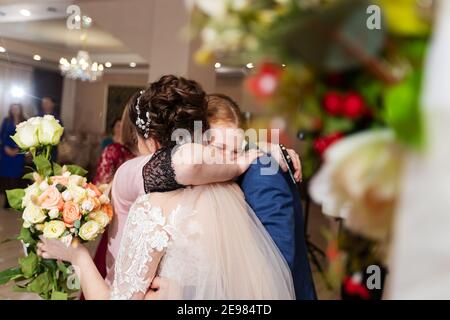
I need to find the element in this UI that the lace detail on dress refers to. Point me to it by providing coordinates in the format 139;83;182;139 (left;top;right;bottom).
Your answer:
143;146;185;193
110;194;170;300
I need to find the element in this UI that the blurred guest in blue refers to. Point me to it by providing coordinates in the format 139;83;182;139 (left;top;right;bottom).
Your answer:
0;103;27;208
100;118;122;150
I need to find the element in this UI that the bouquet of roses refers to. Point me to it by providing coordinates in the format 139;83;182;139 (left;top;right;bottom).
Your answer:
0;115;113;300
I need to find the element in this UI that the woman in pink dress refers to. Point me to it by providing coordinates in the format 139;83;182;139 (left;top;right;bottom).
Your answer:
91;103;138;280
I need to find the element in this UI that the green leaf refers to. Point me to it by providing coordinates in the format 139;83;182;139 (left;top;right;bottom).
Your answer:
18;227;35;246
0;267;22;285
13;285;29;292
55;184;66;193
19;251;39;278
22;172;35;181
5;189;25;211
51;291;68;300
323;117;354;134
34;155;53;177
41;259;57;273
28;271;52;294
65;165;88;177
383;71;424;148
53;162;63;176
74;220;81;229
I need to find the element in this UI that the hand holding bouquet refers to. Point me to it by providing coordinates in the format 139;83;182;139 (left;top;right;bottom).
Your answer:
0;116;113;300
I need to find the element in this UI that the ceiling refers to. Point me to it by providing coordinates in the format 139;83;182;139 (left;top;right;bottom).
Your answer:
0;0;147;69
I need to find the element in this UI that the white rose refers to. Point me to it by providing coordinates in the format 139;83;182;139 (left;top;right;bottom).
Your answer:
38;115;64;145
61;190;72;201
62;171;71;178
78;220;101;241
48;207;60;219
39;180;50;191
27;117;42;126
86;189;96;198
310;129;401;241
22;204;46;226
81;199;94;212
22;182;41;207
68;175;85;186
43;220;66;239
11;121;39;150
99;194;110;204
68;185;87;204
89;211;110;228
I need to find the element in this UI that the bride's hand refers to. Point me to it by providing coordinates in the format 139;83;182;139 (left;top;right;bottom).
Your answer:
37;236;88;263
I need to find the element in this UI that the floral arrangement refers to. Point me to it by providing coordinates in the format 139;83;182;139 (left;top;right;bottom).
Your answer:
189;0;434;298
0;116;113;300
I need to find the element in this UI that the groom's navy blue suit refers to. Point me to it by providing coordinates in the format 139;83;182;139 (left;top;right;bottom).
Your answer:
239;155;316;300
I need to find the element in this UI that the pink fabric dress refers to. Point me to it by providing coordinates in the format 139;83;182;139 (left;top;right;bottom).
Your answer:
104;154;152;285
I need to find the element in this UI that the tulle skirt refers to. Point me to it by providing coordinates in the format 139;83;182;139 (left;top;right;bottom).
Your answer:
147;182;295;300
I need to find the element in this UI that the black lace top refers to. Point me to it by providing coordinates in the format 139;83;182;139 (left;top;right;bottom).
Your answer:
142;146;186;193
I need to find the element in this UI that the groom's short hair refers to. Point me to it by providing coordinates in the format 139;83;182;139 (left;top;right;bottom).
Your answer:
206;93;243;127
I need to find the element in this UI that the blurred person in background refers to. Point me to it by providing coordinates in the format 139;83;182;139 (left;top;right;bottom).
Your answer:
39;96;60;119
0;103;27;208
100;118;122;150
39;96;62;161
93;115;136;185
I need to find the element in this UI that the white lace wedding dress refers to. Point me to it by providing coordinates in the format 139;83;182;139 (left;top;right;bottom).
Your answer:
109;147;295;300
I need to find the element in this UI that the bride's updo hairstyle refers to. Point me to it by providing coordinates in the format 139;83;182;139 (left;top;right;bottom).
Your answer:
129;75;208;148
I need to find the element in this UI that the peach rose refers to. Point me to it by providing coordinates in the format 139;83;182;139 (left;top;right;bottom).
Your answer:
51;175;69;186
37;186;64;210
63;201;81;226
91;197;101;211
101;204;113;221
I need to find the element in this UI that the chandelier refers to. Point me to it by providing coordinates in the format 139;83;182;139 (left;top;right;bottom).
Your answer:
59;50;104;82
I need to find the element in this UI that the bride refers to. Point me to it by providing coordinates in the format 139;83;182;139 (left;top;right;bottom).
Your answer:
38;75;295;299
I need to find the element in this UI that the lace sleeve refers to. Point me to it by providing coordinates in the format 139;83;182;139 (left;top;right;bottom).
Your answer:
110;194;170;300
143;146;185;193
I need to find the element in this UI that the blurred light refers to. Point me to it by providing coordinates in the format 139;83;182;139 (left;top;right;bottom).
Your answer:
282;64;286;67
129;62;137;68
82;16;92;27
20;9;31;17
0;46;5;53
33;55;41;61
214;62;221;69
246;62;254;69
74;15;81;22
10;86;25;98
105;61;112;68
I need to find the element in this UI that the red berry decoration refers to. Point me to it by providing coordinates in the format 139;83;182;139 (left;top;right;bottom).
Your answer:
343;275;370;300
323;92;343;116
313;132;344;156
342;92;366;119
313;137;328;155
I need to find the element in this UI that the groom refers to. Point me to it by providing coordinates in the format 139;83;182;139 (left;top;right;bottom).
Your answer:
205;94;316;300
214;101;317;300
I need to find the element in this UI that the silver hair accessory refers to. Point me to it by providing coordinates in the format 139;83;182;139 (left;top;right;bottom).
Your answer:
135;90;151;138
